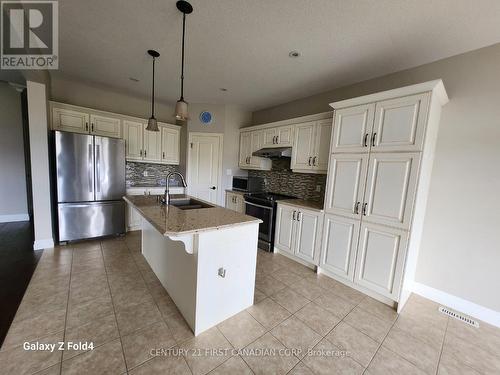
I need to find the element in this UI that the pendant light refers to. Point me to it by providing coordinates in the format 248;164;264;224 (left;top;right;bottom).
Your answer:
146;49;160;132
174;0;193;122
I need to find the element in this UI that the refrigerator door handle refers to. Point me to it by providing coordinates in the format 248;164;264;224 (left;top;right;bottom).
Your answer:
96;144;101;193
88;143;93;193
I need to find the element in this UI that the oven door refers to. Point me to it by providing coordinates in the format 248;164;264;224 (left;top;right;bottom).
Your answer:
245;201;274;243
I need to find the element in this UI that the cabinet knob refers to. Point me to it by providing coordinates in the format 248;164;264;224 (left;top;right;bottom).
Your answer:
308;157;312;166
371;132;377;147
162;151;165;159
312;156;317;166
362;203;368;216
297;211;301;221
354;201;360;214
364;133;369;147
85;122;89;131
292;211;296;220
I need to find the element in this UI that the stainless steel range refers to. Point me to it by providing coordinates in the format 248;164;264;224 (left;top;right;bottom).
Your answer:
244;192;297;252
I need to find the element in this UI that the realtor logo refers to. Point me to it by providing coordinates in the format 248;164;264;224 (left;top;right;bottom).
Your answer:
1;1;58;69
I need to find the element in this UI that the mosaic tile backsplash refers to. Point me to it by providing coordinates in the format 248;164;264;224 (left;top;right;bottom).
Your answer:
248;159;327;202
126;162;181;188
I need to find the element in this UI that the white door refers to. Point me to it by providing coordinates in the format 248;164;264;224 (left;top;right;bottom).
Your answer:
324;153;369;219
123;120;144;160
262;128;277;147
52;107;89;134
274;204;296;255
160;126;180;164
331;104;375;153
90;114;121;138
188;133;222;204
294;209;323;265
277;125;293;146
372;93;429;152
320;214;360;281
354;222;408;299
363;152;420;230
312;119;332;171
239;132;252;167
143;125;162;162
291;121;315;170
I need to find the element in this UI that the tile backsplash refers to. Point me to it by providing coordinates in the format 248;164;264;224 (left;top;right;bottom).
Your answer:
126;162;180;188
248;159;327;202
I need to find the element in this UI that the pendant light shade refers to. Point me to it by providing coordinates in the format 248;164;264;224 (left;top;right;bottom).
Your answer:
146;49;160;132
174;1;193;122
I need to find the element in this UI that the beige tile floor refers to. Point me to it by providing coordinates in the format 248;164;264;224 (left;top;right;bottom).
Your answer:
1;231;500;374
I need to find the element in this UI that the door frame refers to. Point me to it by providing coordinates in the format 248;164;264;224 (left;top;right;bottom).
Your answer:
187;132;224;205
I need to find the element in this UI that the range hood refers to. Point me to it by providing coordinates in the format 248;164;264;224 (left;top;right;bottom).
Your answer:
252;147;292;159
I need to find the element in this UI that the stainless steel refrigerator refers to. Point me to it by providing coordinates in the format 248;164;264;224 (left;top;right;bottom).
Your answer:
55;131;126;242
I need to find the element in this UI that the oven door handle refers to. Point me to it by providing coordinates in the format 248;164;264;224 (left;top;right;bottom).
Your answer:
244;201;273;210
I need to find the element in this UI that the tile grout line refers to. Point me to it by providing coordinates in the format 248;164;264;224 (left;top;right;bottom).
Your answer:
58;245;74;375
100;240;131;374
434;317;449;375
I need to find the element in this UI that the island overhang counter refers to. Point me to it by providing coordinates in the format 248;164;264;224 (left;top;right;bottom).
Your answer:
123;195;262;336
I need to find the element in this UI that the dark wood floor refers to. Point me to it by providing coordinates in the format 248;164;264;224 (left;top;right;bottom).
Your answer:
0;221;41;347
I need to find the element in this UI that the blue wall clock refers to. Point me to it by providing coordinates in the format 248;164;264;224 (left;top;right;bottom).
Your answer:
199;111;213;125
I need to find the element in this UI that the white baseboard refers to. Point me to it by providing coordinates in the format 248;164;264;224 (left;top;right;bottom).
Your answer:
413;282;500;328
0;214;29;223
33;238;54;250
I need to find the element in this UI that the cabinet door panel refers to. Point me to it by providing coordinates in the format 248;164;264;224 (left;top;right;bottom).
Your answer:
123;120;144;160
331;104;375;153
291;121;315;170
239;132;252;167
277;125;293;146
364;153;420;230
160;126;180;164
143;125;162;162
90;114;121;138
372;93;429;152
263;128;277;147
275;204;296;255
325;153;368;219
355;223;408;300
294;209;322;265
52;107;89;134
249;130;263;167
320;214;360;281
313;119;332;171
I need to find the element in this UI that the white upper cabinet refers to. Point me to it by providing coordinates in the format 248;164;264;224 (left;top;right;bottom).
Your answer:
239;132;252;167
262;128;277;147
331;104;375;153
324;153;368;219
363;152;420;230
239;131;271;170
274;204;296;255
320;213;360;281
160;125;180;165
52;107;89;134
291;119;332;173
277;125;293;146
294;208;323;264
291;121;316;170
123;120;144;161
143;125;162;162
372;93;429;152
354;222;408;299
89;114;121;138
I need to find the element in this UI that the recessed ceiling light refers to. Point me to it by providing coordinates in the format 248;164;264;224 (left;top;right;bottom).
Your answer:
219;88;228;92
289;51;300;58
129;77;140;82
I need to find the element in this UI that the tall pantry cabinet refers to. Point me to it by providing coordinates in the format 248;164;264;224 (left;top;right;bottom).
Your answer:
319;80;448;309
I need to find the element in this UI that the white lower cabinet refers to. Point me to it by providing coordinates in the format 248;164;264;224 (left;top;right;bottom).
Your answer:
225;192;245;213
275;203;323;265
354;222;408;299
320;214;360;281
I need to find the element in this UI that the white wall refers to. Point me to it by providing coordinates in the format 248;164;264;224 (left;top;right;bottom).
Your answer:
0;81;28;221
252;43;500;313
27;81;53;249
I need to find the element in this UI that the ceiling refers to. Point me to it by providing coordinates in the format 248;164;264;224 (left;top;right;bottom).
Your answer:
53;0;500;110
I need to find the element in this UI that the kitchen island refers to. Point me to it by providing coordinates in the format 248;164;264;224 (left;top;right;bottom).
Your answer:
123;194;261;336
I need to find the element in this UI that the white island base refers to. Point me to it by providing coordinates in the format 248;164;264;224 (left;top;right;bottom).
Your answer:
141;219;259;336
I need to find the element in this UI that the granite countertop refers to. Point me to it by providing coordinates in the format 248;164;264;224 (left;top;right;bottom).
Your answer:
279;199;324;212
123;194;261;236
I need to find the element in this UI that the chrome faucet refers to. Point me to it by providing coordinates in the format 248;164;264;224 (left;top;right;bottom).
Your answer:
164;172;187;205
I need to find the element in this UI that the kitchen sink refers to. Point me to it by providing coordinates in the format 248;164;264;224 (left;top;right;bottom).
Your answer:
168;197;214;210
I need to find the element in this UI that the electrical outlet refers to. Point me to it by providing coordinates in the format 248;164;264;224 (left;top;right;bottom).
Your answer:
316;185;321;192
143;171;148;177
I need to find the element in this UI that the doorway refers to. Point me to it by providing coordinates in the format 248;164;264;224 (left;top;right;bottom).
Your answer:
187;133;223;205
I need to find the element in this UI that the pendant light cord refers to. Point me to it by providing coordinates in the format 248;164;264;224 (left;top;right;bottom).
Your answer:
151;57;155;116
180;12;186;100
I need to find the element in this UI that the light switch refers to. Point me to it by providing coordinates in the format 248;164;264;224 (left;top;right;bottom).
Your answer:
226;169;232;176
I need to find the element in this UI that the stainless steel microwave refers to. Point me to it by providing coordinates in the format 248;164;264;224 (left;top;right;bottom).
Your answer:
232;176;265;192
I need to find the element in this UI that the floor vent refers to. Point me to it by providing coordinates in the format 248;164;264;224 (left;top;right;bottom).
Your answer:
439;306;479;328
